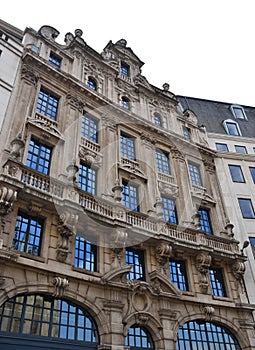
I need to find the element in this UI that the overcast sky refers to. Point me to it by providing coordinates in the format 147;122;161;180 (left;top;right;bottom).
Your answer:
2;0;255;106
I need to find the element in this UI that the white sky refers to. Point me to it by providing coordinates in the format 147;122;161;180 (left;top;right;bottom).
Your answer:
2;0;255;106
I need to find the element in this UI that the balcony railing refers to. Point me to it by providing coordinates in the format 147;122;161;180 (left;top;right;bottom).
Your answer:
80;137;101;153
3;160;239;257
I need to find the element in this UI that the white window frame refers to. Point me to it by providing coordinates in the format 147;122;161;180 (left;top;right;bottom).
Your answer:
230;104;247;120
223;119;242;136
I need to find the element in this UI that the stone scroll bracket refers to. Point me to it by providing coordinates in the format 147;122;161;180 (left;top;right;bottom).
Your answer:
195;252;212;293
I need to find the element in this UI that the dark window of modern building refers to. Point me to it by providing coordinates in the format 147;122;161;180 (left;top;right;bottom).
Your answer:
249;237;255;258
249;167;255;183
13;211;43;256
0;294;99;344
238;198;255;219
216;143;229;151
121;96;131;110
75;235;97;271
87;77;97;90
122;181;139;212
176;321;241;350
26;138;52;175
231;105;247;120
224;121;241;136
48;51;61;68
126;248;145;281
169;259;189;291
81;114;98;143
235;145;247;154
183;126;191;140
121;62;130;76
156;149;171;174
125;325;154;349
36;88;59;120
78;163;97;195
228;165;245;183
162;196;178;224
253;147;255;154
153;113;162;126
188;162;203;186
209;268;227;297
198;208;213;234
120;133;136;160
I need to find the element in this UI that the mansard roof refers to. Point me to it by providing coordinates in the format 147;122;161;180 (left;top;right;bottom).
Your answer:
177;95;255;138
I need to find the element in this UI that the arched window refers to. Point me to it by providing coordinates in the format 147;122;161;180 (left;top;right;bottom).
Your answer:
121;96;131;110
87;77;97;91
153;113;162;126
0;294;99;347
125;325;154;349
176;320;241;350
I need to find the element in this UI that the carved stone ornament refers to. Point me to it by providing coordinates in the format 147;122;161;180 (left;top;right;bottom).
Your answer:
170;147;185;162
225;220;234;238
195;252;211;293
56;212;78;262
66;160;79;182
10;134;25;159
192;211;201;230
21;64;39;85
158;181;179;198
112;180;122;202
66;93;86;111
203;305;215;320
155;242;172;274
232;261;245;280
52;276;69;297
0;186;17;216
79;147;102;168
38;25;59;41
140;132;156;148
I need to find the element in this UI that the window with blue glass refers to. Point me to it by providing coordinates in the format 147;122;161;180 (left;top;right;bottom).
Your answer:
13;211;43;256
48;51;61;68
224;120;241;136
183;126;191;140
177;320;241;350
121;133;136;160
249;167;255;183
153;113;162;126
238;198;255;219
87;77;97;90
121;61;130;76
75;235;97;271
216;142;229;151
162;196;178;224
26;138;52;175
36;88;59;120
235;145;247;154
78;163;97;195
209;268;227;297
125;326;154;349
198;208;212;234
126;248;145;281
156;149;171;174
122;181;139;212
121;96;131;110
81;114;98;143
228;165;245;183
188;162;202;186
0;294;99;344
169;259;189;291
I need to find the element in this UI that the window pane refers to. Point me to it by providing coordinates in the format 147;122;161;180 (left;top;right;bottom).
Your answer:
228;165;245;183
125;326;153;348
87;77;97;90
126;249;145;281
121;62;130;76
81;114;98;142
78;163;96;195
36;89;59;120
235;145;247;154
26;139;52;175
188;163;202;186
183;126;191;139
121;133;135;160
216;143;228;151
153;113;162;126
226;122;240;136
209;268;227;297
169;260;188;291
198;209;212;234
122;181;139;212
162;197;178;224
249;237;255;258
238;198;255;218
75;236;97;271
156;149;170;174
249;167;255;183
49;52;61;68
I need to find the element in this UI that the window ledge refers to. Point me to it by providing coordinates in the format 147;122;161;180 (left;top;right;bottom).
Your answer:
212;295;232;303
16;251;46;263
72;266;101;277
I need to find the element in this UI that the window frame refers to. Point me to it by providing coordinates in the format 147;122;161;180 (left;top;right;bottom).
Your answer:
120;61;130;77
122;180;140;212
249;167;255;183
228;164;245;183
215;143;229;151
78;162;97;195
198;208;213;234
120;132;136;160
234;145;247;154
36;88;59;121
230;104;247;120
238;198;255;219
209;267;227;297
188;162;203;187
161;196;178;224
26;138;52;175
81;113;98;143
153;113;162;126
155;149;171;174
169;259;189;291
223;119;241;136
126;248;145;281
87;77;97;91
13;210;44;256
74;235;98;272
48;51;62;68
182;126;191;140
121;96;131;110
125;325;154;349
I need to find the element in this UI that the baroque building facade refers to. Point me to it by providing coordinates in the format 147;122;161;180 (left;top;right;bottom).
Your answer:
0;21;255;349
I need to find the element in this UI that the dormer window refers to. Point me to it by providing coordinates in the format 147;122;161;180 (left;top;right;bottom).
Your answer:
49;52;61;68
121;96;131;110
121;62;130;76
230;104;247;120
223;119;241;136
87;77;97;91
153;113;162;126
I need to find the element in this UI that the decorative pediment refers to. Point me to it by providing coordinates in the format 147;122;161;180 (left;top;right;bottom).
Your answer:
183;108;198;125
149;270;182;296
38;25;59;41
27;115;64;140
101;265;132;284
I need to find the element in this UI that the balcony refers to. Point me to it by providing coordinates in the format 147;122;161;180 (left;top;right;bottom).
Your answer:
2;159;240;259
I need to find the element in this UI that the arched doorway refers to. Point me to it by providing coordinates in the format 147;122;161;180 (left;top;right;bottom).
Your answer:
125;325;154;349
0;294;99;350
176;320;241;350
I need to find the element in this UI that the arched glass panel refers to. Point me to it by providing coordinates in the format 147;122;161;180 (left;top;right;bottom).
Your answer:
176;320;241;350
121;96;131;110
0;294;99;344
87;77;97;90
153;113;162;126
125;325;154;349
